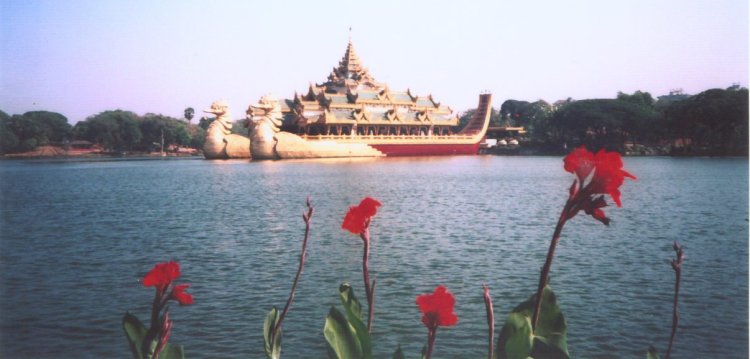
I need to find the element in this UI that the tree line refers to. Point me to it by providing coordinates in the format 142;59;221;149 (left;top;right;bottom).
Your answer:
0;108;212;154
460;85;748;155
2;86;747;156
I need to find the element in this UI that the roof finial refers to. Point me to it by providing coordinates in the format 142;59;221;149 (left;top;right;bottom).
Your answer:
348;26;352;42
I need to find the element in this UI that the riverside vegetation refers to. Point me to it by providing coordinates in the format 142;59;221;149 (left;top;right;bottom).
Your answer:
122;147;686;359
2;86;747;156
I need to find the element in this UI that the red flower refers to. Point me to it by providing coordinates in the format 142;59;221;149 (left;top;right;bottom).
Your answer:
170;284;194;306
564;146;636;207
563;146;596;184
580;195;610;225
143;261;181;290
341;197;382;234
589;149;636;207
416;285;458;328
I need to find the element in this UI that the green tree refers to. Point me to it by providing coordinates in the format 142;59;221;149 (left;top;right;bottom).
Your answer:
655;89;690;111
20;111;72;144
499;100;530;126
458;107;501;131
184;107;195;123
664;87;748;155
6;114;42;151
499;99;554;141
139;113;196;151
617;90;655;108
526;100;555;141
188;125;206;149
76;110;141;151
139;114;168;151
0;110;19;154
0;110;72;153
550;99;654;151
615;91;661;145
72;120;90;141
163;117;191;146
198;116;214;131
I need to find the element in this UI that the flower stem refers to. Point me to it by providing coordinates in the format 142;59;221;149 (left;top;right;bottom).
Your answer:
666;242;684;359
532;199;573;331
152;309;172;359
273;198;314;339
425;326;437;359
143;287;166;359
361;227;374;332
369;278;376;333
483;284;494;359
150;287;163;329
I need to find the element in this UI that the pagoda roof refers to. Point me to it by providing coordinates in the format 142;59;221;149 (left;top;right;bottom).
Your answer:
338;41;367;79
416;97;434;107
326;95;350;104
286;38;457;127
295;105;459;126
281;99;293;112
390;92;413;103
355;91;380;101
330;109;355;120
318;40;382;92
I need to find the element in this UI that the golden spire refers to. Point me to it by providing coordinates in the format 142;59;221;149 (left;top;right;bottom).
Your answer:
319;33;382;92
339;39;364;79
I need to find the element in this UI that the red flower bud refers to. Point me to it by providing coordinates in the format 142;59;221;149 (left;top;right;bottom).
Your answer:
153;311;172;359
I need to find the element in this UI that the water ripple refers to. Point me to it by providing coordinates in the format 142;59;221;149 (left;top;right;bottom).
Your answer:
0;156;746;358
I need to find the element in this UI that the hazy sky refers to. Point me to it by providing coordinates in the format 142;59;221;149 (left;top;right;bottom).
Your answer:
1;0;747;123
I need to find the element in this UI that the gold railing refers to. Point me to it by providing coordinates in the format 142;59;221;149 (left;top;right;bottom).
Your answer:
300;134;477;141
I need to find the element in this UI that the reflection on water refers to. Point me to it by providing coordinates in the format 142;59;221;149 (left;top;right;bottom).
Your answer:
0;156;747;358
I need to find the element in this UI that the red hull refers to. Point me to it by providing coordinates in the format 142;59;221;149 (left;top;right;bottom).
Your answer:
370;143;481;156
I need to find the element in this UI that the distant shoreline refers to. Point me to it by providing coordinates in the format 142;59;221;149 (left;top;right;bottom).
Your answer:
2;145;746;161
3;152;746;161
1;145;202;160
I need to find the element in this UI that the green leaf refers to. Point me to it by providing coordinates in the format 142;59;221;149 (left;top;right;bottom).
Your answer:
338;284;372;358
392;345;406;359
324;306;363;359
263;306;282;359
338;283;363;322
497;312;534;359
532;287;567;357
159;344;185;359
497;285;569;359
122;312;184;359
647;346;661;359
123;312;147;359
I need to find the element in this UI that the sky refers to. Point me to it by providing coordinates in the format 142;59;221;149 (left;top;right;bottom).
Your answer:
1;0;747;123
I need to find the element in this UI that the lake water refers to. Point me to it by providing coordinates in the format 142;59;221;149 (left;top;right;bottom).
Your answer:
0;155;747;358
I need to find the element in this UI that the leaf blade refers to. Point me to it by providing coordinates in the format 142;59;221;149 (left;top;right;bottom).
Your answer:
324;306;363;359
122;312;147;359
263;306;282;359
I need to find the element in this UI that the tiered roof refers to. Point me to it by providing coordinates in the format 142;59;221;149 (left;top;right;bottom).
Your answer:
288;39;458;127
322;40;381;93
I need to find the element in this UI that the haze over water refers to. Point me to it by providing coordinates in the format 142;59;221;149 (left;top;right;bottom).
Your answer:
0;156;747;358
